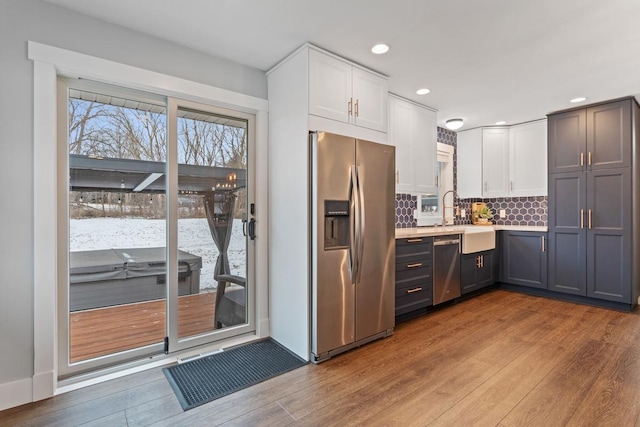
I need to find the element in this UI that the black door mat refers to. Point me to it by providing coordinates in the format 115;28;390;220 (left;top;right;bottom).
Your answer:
163;338;307;411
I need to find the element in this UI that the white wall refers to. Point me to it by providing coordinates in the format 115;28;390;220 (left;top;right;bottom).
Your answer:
0;0;266;398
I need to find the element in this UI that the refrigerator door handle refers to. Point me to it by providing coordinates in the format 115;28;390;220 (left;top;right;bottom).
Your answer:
350;165;358;283
356;165;365;284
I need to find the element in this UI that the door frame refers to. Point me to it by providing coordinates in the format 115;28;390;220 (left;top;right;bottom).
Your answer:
30;41;269;399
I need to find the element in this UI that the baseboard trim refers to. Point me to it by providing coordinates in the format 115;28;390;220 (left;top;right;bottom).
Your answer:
499;283;634;311
0;378;33;411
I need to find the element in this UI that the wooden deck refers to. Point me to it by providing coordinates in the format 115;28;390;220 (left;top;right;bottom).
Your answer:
69;292;217;363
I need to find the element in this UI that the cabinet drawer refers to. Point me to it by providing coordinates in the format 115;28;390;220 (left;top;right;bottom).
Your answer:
396;281;433;315
396;238;432;257
395;255;432;272
396;267;432;283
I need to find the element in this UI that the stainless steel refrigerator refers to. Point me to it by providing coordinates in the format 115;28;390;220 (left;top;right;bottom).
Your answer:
310;131;395;363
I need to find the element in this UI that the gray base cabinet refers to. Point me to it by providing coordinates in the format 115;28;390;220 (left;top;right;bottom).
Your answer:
501;231;547;289
461;249;497;294
395;237;433;316
547;97;638;305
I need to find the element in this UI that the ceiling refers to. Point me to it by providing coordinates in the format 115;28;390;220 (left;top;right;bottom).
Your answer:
45;0;640;131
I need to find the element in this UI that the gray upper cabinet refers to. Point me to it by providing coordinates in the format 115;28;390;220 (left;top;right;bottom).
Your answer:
588;101;632;170
548;109;586;174
548;99;631;174
547;97;639;307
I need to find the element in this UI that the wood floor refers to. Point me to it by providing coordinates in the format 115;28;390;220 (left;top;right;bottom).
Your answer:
4;289;640;426
70;292;218;362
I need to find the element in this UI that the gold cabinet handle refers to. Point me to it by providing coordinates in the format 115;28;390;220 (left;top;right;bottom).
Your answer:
580;152;584;166
580;209;584;229
354;99;359;117
476;256;481;268
406;287;423;294
588;209;592;229
348;97;353;115
541;236;545;252
406;263;423;268
407;238;423;243
588;151;592;166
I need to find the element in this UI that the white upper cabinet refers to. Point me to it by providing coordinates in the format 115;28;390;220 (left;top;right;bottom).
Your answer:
457;120;547;198
413;104;438;194
388;95;437;194
482;128;510;197
456;128;483;198
389;96;413;192
309;49;387;133
509;120;547;196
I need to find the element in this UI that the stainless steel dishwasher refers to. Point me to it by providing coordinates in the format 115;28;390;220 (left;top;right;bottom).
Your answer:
433;235;461;304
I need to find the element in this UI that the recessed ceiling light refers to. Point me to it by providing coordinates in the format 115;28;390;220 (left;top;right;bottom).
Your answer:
416;88;430;95
371;43;390;55
445;118;464;130
570;97;587;103
495;121;507;125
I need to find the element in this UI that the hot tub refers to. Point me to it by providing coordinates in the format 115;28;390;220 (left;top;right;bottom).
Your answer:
69;247;202;311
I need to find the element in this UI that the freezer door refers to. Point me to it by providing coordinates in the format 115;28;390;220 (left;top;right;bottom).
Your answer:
354;139;395;341
312;132;357;356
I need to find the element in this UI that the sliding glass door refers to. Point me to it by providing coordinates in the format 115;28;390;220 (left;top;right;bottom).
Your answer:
58;79;254;377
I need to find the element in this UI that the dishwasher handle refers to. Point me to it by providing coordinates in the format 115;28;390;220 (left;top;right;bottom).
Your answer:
433;238;460;246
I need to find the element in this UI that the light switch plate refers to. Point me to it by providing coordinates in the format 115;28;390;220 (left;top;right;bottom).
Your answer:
500;209;506;218
460;209;466;218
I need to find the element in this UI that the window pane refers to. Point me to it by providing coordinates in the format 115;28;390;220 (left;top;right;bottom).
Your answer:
176;107;248;338
68;89;168;363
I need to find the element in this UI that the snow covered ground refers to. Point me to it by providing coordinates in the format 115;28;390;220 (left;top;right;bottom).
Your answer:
70;217;246;289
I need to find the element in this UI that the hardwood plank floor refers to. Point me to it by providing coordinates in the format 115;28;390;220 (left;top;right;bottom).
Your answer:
4;289;640;426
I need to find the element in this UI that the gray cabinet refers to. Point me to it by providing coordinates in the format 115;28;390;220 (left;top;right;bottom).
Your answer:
461;249;497;294
548;172;587;295
548;97;638;305
501;231;547;289
395;237;433;316
548;98;631;174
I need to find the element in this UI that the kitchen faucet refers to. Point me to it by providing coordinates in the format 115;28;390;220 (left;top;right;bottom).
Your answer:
441;190;458;226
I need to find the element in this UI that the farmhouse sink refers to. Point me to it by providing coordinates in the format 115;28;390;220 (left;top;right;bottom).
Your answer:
461;226;496;254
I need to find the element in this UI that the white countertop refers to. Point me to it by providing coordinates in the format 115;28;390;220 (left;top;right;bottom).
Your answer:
395;224;547;239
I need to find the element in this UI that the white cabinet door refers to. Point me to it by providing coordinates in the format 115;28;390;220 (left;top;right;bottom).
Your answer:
413;106;437;194
482;128;510;197
456;128;483;199
509;120;547;196
308;49;352;125
309;49;387;133
388;96;414;193
352;67;388;132
388;96;437;194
